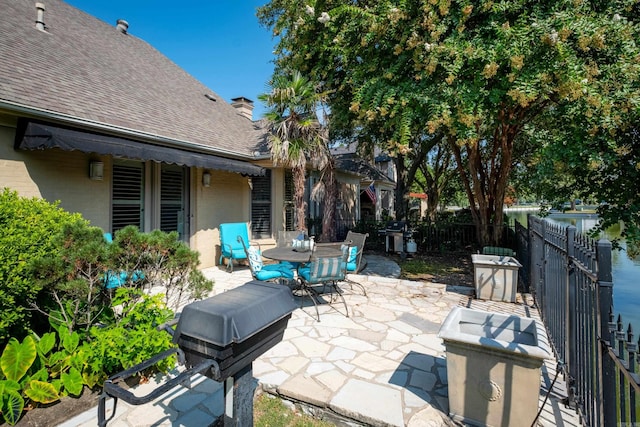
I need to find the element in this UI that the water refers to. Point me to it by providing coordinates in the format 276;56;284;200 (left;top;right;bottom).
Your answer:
507;210;640;334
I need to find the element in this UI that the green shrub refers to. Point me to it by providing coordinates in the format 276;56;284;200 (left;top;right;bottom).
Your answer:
79;290;176;388
0;329;86;425
30;222;113;338
0;189;87;345
110;226;213;310
29;222;213;339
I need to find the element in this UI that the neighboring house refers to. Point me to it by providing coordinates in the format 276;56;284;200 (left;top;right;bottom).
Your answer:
332;145;396;223
0;0;293;268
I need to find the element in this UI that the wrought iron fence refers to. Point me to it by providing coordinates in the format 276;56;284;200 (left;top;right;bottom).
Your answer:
327;219;516;253
524;215;639;427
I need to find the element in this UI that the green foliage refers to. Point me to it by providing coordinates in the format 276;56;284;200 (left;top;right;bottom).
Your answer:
110;226;214;309
259;71;329;232
0;331;86;425
0;193;214;422
259;0;640;246
1;337;36;382
80;290;176;388
254;393;335;427
30;222;112;337
28;223;212;338
0;189;87;344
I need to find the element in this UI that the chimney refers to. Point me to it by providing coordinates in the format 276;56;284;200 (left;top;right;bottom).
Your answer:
231;97;254;121
116;19;129;34
35;3;45;31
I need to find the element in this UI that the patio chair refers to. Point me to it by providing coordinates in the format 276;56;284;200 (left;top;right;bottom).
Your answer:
296;245;350;322
317;231;369;295
219;222;254;272
344;231;369;274
238;236;295;284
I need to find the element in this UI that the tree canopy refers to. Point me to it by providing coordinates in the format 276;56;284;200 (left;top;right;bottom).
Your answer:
259;0;640;245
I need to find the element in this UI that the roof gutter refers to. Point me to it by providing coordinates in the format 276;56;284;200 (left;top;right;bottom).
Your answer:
0;99;258;161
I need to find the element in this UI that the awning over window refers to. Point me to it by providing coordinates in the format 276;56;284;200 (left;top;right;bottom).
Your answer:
15;120;265;176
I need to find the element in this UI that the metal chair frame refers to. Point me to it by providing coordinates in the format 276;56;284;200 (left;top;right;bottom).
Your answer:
296;246;349;322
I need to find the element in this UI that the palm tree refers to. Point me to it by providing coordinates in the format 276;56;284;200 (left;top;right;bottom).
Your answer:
259;71;327;233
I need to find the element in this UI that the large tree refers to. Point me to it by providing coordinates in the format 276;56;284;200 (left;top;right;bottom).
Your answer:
259;71;327;232
413;136;459;221
259;0;640;246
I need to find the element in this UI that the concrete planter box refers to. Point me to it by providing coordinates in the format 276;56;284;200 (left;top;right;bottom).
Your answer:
438;307;552;427
471;254;522;303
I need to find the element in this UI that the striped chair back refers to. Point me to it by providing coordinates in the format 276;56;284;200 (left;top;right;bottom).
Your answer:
307;246;349;283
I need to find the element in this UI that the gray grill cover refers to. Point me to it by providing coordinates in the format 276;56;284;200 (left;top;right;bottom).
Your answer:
173;280;296;348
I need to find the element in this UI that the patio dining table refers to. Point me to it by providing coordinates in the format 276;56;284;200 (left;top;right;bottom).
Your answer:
262;246;343;264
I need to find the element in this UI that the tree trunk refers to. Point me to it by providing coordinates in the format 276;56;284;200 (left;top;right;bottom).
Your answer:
426;191;440;222
393;154;408;220
293;164;307;232
448;111;520;247
320;158;338;242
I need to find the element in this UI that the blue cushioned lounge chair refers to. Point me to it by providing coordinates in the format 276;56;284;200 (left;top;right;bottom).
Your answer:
219;222;252;272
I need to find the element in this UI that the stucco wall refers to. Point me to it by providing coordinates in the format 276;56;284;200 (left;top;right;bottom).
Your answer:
0;119;111;229
192;168;252;269
1;114;257;270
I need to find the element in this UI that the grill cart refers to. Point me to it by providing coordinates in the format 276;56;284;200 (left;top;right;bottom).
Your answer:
98;280;297;427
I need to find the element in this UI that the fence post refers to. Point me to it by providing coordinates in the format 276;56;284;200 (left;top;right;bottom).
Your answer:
539;218;547;317
566;226;576;388
597;239;616;427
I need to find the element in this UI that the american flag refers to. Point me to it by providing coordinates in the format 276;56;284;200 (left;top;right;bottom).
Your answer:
365;183;377;204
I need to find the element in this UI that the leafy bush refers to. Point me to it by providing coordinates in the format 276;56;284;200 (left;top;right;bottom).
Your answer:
30;222;113;337
0;192;214;424
109;226;213;310
0;328;85;425
30;223;213;338
0;189;87;344
79;290;176;388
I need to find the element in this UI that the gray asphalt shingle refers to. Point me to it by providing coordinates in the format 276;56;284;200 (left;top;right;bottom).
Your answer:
0;0;264;158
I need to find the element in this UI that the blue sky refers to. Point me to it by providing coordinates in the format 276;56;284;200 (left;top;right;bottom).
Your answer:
65;0;276;119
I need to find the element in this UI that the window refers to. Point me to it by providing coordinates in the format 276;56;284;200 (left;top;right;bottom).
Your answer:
251;169;271;239
284;170;294;231
160;165;187;240
111;161;188;239
112;162;144;233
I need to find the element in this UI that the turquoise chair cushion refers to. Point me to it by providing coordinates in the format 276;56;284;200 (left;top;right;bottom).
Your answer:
220;223;249;260
103;270;144;289
341;245;358;272
246;245;264;271
255;264;294;281
247;246;294;280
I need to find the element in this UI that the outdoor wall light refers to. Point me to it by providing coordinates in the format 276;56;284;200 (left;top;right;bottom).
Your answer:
202;171;211;187
89;161;104;181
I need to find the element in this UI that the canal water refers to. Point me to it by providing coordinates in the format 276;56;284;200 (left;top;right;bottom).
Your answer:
507;210;640;334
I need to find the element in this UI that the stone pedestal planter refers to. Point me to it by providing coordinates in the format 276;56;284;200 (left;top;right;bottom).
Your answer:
471;254;522;303
438;307;552;427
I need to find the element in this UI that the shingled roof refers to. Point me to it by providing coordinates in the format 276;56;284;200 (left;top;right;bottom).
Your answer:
0;0;265;159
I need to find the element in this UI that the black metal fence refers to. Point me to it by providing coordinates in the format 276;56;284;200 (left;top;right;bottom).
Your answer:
519;215;639;427
324;219;517;253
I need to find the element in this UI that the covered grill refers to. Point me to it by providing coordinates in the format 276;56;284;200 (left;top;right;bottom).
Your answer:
98;280;297;427
379;220;413;253
173;281;296;379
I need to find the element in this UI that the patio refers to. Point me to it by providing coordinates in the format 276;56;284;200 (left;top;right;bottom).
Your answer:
62;255;582;427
